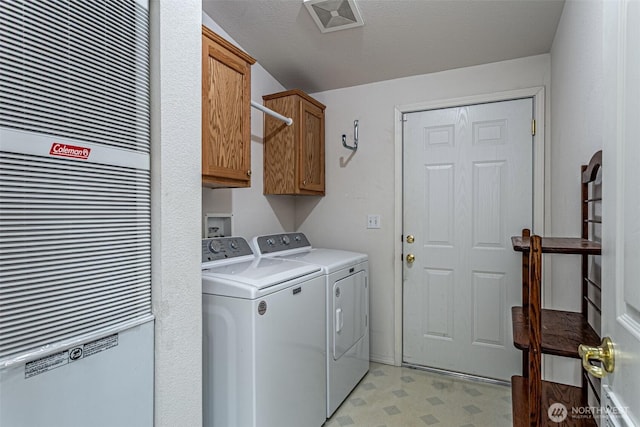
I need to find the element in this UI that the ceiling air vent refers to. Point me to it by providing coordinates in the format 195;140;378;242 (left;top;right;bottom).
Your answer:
304;0;364;33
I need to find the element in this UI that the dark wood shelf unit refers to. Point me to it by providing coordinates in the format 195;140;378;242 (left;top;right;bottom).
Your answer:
511;307;600;358
509;151;602;426
584;277;601;291
511;236;601;255
511;376;597;427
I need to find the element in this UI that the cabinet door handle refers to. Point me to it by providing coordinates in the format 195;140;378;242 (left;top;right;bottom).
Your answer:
303;179;307;186
247;170;252;177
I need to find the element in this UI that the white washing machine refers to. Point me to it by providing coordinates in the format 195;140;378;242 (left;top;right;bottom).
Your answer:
252;233;369;418
201;237;326;427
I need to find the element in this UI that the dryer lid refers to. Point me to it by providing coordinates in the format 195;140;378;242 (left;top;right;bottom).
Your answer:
280;248;368;274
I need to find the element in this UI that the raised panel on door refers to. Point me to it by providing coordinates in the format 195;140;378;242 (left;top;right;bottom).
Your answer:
471;271;506;347
422;268;455;341
299;100;324;193
424;164;455;247
403;98;533;380
472;161;506;249
202;36;251;185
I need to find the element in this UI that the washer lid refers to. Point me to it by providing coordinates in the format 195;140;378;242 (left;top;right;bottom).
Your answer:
202;257;321;298
279;248;368;274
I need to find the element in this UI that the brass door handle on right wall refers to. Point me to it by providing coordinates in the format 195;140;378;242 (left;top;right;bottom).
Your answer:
578;337;615;378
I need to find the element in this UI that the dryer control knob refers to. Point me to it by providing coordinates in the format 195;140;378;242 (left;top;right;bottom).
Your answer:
266;238;275;246
208;240;222;254
281;235;291;245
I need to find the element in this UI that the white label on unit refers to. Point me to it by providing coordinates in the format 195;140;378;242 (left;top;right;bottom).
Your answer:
24;334;119;379
24;351;69;379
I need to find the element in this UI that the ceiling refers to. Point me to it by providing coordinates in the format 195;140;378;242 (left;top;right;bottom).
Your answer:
202;0;565;94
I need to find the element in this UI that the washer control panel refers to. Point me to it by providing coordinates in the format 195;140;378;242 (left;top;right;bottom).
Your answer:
255;233;310;255
202;237;253;262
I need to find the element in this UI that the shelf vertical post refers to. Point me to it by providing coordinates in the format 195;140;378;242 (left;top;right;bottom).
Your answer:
528;235;543;426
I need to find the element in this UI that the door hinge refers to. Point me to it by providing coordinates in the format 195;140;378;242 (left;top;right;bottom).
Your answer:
531;119;536;136
401;114;408;122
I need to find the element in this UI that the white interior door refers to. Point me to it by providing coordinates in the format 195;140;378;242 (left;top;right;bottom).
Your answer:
600;1;640;425
402;99;533;381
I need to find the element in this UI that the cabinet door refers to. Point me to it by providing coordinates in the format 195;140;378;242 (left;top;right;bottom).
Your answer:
202;35;251;187
263;96;297;195
298;99;324;193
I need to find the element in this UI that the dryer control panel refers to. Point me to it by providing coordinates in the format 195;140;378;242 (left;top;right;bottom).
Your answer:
202;237;253;262
254;233;311;255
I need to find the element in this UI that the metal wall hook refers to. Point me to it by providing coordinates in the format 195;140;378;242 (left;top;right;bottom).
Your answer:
342;119;358;151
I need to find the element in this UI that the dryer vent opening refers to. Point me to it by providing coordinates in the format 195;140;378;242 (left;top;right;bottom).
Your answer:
304;0;364;33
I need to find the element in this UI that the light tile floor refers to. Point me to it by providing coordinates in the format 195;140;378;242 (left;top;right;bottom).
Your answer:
323;363;512;427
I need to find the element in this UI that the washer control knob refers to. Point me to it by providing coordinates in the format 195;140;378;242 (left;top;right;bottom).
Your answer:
294;235;301;242
229;240;238;250
208;240;222;254
281;235;291;245
266;238;275;246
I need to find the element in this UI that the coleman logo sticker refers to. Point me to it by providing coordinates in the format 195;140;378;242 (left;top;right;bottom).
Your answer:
49;143;91;160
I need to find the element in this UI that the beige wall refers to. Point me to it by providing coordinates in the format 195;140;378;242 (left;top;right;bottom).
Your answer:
299;54;551;363
197;22;551;363
546;0;604;385
200;2;603;374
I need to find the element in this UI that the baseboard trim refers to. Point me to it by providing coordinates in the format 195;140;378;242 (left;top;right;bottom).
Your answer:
402;363;510;387
370;354;397;366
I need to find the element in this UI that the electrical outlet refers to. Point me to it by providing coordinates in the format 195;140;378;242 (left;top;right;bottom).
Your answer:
367;214;381;229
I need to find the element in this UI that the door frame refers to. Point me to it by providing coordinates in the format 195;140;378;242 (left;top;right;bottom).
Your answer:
392;87;546;366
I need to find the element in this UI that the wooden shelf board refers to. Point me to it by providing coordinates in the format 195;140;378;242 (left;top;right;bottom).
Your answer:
512;376;597;427
511;236;601;255
511;307;601;358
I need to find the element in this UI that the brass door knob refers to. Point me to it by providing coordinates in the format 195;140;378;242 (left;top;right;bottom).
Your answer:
578;337;615;378
406;235;415;244
406;254;415;264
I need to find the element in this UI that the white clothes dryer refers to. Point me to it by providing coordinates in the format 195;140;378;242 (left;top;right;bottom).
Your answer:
252;233;369;418
201;237;326;427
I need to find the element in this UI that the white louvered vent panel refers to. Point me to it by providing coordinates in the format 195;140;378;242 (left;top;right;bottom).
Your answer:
0;0;150;153
0;151;151;361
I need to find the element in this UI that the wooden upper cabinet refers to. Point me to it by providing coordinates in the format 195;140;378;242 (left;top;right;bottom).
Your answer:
263;90;326;195
201;26;255;188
